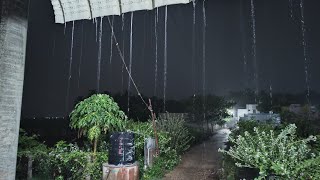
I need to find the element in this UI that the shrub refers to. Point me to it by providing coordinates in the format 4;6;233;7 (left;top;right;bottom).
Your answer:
48;141;108;180
142;149;180;180
157;113;194;153
126;120;171;160
16;129;50;179
219;124;316;179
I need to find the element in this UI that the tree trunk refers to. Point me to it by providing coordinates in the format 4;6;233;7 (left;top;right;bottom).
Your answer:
85;155;92;180
0;0;28;179
27;155;33;180
93;138;98;155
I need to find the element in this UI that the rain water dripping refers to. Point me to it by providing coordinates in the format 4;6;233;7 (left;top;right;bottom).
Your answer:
65;21;75;112
299;0;310;104
78;21;85;89
202;0;207;125
121;14;125;95
128;12;134;115
154;8;159;97
110;16;114;64
97;17;103;92
192;0;196;121
163;6;168;112
250;0;259;102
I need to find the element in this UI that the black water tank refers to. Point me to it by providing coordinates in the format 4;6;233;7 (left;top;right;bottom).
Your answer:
109;132;135;165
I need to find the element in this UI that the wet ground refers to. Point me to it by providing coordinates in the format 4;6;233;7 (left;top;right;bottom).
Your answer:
164;128;231;180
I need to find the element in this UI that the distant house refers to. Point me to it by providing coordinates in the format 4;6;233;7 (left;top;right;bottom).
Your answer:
236;104;260;120
240;113;281;125
235;104;281;124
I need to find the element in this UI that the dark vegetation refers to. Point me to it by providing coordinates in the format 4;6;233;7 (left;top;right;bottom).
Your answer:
17;92;233;180
220;109;320;179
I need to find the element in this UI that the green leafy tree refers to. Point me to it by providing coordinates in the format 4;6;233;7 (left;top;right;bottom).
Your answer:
187;95;234;129
70;94;127;154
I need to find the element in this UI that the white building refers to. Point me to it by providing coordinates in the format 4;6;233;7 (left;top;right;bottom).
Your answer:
236;104;260;120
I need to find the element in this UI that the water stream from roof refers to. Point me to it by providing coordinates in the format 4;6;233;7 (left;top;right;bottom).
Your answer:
121;14;125;95
154;8;159;97
299;0;310;104
65;21;75;112
77;22;84;89
163;6;168;112
128;12;134;115
202;0;207;125
97;17;103;92
250;0;258;103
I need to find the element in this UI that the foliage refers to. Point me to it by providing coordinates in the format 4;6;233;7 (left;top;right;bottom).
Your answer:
230;120;277;140
256;90;273;113
157;113;194;153
186;95;234;126
219;124;316;179
280;109;317;138
142;149;180;180
126;120;171;160
70;94;127;153
126;120;188;180
16;129;50;179
294;155;320;179
48;141;108;180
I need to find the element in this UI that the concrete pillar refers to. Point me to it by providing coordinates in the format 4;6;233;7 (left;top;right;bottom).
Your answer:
0;0;28;179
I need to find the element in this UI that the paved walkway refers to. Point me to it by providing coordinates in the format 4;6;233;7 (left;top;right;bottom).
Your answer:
164;128;231;180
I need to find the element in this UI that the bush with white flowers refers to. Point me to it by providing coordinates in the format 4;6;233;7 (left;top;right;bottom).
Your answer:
219;124;317;179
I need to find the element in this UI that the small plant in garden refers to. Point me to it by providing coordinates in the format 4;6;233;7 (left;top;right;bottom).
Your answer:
70;94;127;154
219;124;317;179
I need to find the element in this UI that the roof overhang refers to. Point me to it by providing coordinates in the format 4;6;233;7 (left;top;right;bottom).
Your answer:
51;0;192;24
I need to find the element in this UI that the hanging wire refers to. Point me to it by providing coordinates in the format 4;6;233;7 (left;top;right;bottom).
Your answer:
107;17;149;108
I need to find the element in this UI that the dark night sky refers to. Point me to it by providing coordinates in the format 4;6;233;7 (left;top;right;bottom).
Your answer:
22;0;320;117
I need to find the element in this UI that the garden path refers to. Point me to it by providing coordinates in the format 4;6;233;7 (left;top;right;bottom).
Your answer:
163;128;231;180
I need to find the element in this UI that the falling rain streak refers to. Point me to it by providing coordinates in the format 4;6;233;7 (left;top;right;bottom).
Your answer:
163;6;168;112
299;0;310;103
270;84;273;107
128;12;134;115
110;16;114;64
192;0;196;94
97;17;103;92
78;22;85;89
240;0;248;88
154;8;159;97
289;0;294;19
202;0;207;122
250;0;259;102
65;21;75;112
192;0;196;122
121;14;125;94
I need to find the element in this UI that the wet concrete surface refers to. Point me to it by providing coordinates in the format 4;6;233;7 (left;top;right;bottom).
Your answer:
164;128;231;180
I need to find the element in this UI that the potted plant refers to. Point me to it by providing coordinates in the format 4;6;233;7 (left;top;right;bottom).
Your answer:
70;94;127;154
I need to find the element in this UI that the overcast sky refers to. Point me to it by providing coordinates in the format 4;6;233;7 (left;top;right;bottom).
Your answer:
22;0;320;117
